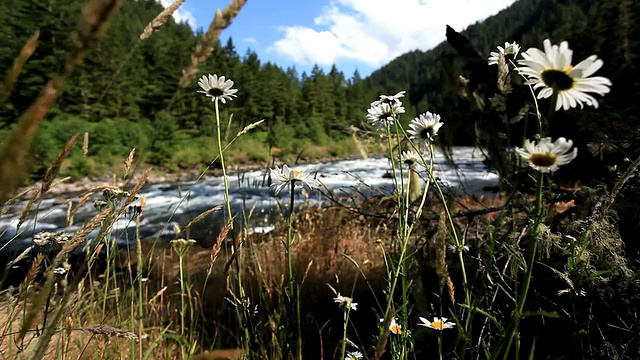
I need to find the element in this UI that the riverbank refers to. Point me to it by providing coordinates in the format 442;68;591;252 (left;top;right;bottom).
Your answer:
15;155;365;200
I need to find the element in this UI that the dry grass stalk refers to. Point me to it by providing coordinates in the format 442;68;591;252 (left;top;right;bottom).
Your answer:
123;147;135;179
54;208;112;268
0;79;60;206
117;167;151;213
447;276;455;303
140;0;187;40
75;324;139;341
67;0;123;74
5;246;32;269
0;31;39;104
82;132;89;156
42;133;80;194
190;349;244;360
22;253;45;292
178;0;248;88
185;205;224;232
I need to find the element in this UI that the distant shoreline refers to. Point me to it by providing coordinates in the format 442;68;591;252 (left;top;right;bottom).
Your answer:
15;155;368;200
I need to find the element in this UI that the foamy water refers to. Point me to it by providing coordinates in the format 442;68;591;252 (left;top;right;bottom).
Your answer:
0;147;498;252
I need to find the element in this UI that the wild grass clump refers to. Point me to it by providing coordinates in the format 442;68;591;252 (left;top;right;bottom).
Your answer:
2;2;640;360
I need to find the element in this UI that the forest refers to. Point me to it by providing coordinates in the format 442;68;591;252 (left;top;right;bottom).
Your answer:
1;0;638;182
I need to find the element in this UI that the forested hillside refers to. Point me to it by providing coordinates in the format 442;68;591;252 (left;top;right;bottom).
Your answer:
1;0;638;180
0;0;379;179
369;0;640;151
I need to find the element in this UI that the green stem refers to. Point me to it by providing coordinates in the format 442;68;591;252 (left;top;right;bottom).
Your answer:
215;99;233;228
501;171;544;359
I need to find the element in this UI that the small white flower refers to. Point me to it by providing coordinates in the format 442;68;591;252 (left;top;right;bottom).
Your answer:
197;74;238;104
334;293;358;311
516;137;578;173
447;243;470;253
53;267;67;275
488;41;521;65
371;91;406;107
386;317;403;335
557;288;571;296
345;351;363;360
366;102;405;130
516;39;611;111
401;150;425;169
418;316;456;330
407;112;443;146
558;288;586;296
269;165;320;195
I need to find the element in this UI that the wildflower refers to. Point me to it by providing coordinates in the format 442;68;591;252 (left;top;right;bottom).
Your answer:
334;293;358;311
197;74;238;104
447;243;470;253
387;317;403;335
170;238;196;257
371;91;406;107
366;102;405;130
516;137;577;173
53;267;68;275
516;39;611;111
407;111;443;146
32;231;53;247
488;41;521;65
269;165;320;195
558;288;586;296
345;351;363;360
401;150;425;169
418;316;456;330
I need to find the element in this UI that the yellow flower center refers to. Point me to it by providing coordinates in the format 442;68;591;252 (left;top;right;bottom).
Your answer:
430;321;445;329
390;325;402;334
293;170;300;176
530;153;557;168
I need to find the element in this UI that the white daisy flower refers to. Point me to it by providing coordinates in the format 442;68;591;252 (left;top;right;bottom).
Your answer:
345;351;363;360
387;317;403;335
488;41;521;65
371;91;406;107
516;39;611;111
418;316;456;330
515;137;578;173
197;74;238;104
558;288;586;296
557;288;571;296
407;111;444;146
447;243;470;253
366;102;405;130
334;293;358;311
401;150;425;169
269;165;320;195
53;267;68;275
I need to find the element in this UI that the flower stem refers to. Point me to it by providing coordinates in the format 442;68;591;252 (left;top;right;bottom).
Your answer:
215;98;233;228
501;171;544;359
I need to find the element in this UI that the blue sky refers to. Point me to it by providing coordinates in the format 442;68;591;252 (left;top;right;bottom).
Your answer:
162;0;518;77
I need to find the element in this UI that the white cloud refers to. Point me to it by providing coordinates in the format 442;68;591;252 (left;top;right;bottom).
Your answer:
159;0;196;27
243;37;258;45
269;0;517;68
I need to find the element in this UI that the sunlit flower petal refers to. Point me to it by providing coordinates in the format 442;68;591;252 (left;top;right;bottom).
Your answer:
488;41;521;65
515;137;577;173
407;111;443;146
418;316;456;330
197;73;238;104
269;165;320;195
334;293;358;311
366;102;405;130
516;39;611;111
